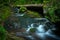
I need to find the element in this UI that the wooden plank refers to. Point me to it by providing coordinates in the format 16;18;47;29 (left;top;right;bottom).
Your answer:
16;4;43;7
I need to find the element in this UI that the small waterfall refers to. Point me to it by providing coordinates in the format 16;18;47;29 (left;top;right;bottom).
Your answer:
26;24;34;32
37;25;46;33
11;8;60;40
25;18;60;40
15;13;25;16
14;8;25;17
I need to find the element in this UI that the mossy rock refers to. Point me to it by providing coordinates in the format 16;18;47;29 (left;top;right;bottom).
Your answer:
26;11;41;18
30;28;36;33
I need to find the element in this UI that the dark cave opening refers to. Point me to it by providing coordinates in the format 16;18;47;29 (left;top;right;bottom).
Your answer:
26;6;44;17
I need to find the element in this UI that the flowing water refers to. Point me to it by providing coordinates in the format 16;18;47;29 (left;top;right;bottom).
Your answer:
14;13;60;40
5;8;60;40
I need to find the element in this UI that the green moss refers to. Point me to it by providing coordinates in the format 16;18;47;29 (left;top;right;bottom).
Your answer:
0;6;11;21
30;28;36;33
0;25;6;40
19;6;27;13
26;11;41;18
14;0;42;5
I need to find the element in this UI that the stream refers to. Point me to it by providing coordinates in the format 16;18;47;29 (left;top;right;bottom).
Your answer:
4;8;60;40
14;13;60;40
